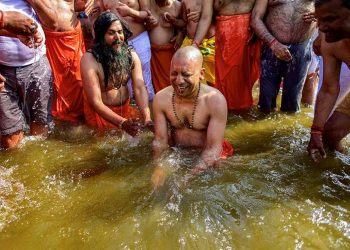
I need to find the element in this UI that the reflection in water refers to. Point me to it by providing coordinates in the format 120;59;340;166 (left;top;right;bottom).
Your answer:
0;107;350;249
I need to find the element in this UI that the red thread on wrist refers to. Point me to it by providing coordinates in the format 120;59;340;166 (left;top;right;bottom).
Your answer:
268;38;277;48
311;125;324;133
0;11;5;30
310;130;323;135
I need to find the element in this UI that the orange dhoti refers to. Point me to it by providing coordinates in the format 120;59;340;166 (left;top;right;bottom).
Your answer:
151;43;175;93
44;23;85;123
216;14;260;110
221;139;234;159
84;97;138;130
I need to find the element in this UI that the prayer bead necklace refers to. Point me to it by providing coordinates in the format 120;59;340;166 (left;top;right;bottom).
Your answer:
172;83;201;129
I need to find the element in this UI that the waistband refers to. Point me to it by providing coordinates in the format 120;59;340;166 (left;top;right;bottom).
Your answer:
216;13;251;22
43;22;82;38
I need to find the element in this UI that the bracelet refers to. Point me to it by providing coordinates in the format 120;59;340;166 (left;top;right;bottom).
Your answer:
311;125;324;133
268;38;277;48
0;11;5;30
310;130;323;135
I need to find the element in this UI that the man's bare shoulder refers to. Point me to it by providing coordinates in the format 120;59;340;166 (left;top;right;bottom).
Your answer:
201;84;227;107
81;52;100;72
154;86;173;103
322;38;350;58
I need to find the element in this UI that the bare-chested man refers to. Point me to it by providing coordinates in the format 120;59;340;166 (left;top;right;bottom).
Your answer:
212;0;261;111
27;0;86;124
181;0;216;86
91;0;155;100
307;0;350;161
144;0;182;92
151;46;233;188
251;0;316;113
81;11;152;135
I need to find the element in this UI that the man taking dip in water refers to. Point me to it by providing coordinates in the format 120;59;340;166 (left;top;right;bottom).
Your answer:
80;11;152;136
151;46;234;188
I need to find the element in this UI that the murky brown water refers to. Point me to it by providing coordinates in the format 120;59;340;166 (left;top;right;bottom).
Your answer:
0;103;350;249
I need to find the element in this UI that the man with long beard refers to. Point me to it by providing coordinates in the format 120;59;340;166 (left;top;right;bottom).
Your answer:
81;11;152;136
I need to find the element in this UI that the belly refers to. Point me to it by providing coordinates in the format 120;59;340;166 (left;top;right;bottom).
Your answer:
171;128;206;148
101;86;129;107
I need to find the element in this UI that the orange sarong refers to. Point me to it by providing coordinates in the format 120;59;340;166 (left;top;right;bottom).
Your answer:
221;139;234;159
84;97;138;129
216;14;260;110
44;23;85;123
151;43;175;93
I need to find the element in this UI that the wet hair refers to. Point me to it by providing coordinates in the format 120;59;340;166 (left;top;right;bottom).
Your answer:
91;11;134;89
315;0;350;9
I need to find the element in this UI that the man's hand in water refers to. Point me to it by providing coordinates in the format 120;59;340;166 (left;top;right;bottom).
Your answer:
0;74;5;92
3;11;38;36
307;133;327;162
121;119;141;137
151;167;166;189
143;120;154;133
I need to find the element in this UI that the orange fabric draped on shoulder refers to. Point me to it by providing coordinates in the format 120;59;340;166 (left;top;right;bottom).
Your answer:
151;43;175;93
215;14;261;110
220;139;234;159
84;96;138;130
44;22;85;123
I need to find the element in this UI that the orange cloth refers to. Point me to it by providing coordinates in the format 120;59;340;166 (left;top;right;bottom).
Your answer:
220;139;234;159
151;43;175;93
215;14;260;110
84;97;138;129
44;23;85;123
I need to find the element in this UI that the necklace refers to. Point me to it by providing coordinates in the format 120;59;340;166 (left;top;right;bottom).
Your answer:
172;83;201;129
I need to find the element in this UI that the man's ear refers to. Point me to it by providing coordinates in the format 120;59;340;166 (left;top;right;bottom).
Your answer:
199;67;205;81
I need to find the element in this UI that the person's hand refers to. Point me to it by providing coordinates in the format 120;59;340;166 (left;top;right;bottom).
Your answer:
121;118;141;137
186;9;200;23
17;31;43;48
170;32;184;50
271;41;293;61
151;167;166;189
85;0;101;21
0;74;5;92
3;11;38;35
163;12;176;24
145;10;158;29
313;33;322;56
115;2;132;17
307;133;327;162
303;12;317;23
144;120;154;133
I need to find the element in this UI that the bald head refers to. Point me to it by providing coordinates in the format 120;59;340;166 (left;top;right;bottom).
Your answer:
171;46;203;68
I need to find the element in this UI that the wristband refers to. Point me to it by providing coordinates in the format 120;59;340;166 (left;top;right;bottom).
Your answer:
311;125;324;133
310;130;323;135
268;38;277;48
0;11;5;30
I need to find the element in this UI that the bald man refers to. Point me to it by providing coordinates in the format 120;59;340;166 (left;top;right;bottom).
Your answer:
151;46;234;188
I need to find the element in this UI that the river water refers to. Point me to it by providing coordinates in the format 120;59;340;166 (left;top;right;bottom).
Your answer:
0;104;350;249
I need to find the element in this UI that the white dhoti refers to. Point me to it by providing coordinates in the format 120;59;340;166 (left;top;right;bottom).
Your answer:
127;31;154;101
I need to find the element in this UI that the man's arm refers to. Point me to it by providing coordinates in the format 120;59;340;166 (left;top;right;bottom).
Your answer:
26;0;58;30
151;92;170;188
193;92;228;174
116;0;148;21
251;0;292;61
307;41;341;161
193;0;213;46
130;51;152;124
